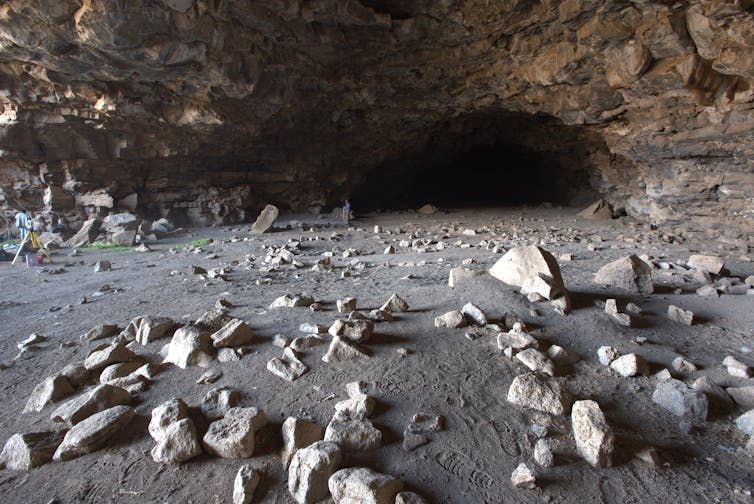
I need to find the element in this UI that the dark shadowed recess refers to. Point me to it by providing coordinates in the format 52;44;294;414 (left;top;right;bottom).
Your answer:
352;110;604;211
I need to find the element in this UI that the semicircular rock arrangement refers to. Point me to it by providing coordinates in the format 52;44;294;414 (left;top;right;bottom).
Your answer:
0;0;752;237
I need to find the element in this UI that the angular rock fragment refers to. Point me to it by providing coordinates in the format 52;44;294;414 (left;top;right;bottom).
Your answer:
0;431;66;470
250;204;279;234
324;417;382;451
652;379;708;423
282;417;325;468
84;341;137;371
380;293;409;313
163;324;213;368
59;363;90;388
151;418;202;464
395;491;429;504
448;267;481;287
547;345;580;366
94;260;111;272
211;318;254;348
691;376;734;410
149;398;190;442
723;355;753;378
195;309;235;333
461;302;487;326
290;335;326;352
288;441;342;504
24;375;75;413
516;348;555;376
497;325;538;351
594;254;653;294
506;373;571;416
322;336;369;363
233;464;261;504
672;356;698;374
99;361;144;384
270;293;315;309
597;346;621;366
53;405;135;461
578;199;613;219
571;400;614;467
510;463;536;489
203;407;266;458
328;319;374;343
83;324;120;342
201;386;242;420
726;386;754;410
688;255;724;275
434;310;467;328
329;467;403;504
51;384;131;425
267;347;309;381
402;430;429;451
133;317;175;345
610;353;649;377
490;246;569;309
667;305;694;325
337;297;357;313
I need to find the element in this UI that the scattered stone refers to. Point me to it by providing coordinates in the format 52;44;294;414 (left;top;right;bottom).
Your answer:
267;348;309;381
337;297;358;313
634;446;661;465
489;246;569;308
516;348;555;376
324;417;382;451
0;431;66;471
290;335;326;352
448;267;481;287
270;293;315;309
322;336;369;363
597;346;621;366
461;302;487;326
288;441;342;504
510;463;536;489
328;319;374;343
594;254;653;294
211;319;254;348
233;464;261;504
395;491;429;504
696;284;719;297
201;386;242;420
197;369;223;384
52;405;135;461
250;204;279;234
99;361;144;384
667;305;694;326
547;345;581;366
367;309;394;322
434;310;467;328
59;363;90;388
402;430;429;451
688;255;725;275
672;356;698;374
691;376;734;410
380;293;409;313
571;400;614;467
726;386;754;410
272;334;290;348
723;355;753;378
299;323;327;334
149;398;191;442
94;260;111;272
282;417;326;468
507;373;571;416
83;324;120;342
652;379;708;423
417;204;438;214
329;467;403;504
578;199;613;219
132;317;175;344
203;407;266;458
163;324;213;369
51;384;131;425
610;353;649;377
84;341;137;371
23;375;75;413
151;418;202;464
498;325;538;351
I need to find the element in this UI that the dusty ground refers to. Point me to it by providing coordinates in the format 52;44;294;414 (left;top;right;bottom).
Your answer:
1;206;753;503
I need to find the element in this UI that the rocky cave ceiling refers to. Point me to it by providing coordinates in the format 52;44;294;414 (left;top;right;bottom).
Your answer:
0;0;752;233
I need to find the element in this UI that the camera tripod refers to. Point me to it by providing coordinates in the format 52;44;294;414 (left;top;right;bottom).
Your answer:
11;229;52;265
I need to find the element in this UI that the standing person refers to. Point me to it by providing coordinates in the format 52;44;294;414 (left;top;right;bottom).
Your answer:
343;200;351;226
14;209;30;240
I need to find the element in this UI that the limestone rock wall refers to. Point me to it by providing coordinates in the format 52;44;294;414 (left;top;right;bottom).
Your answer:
0;0;752;233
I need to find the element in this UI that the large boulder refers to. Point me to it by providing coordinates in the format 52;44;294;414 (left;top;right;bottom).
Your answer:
506;373;571;416
328;467;404;504
52;406;135;461
489;246;570;309
282;417;326;468
288;441;342;504
203;407;266;458
163;324;214;368
571;400;614;468
151;418;202;464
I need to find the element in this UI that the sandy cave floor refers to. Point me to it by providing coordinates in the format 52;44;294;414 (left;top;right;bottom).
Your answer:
1;206;753;503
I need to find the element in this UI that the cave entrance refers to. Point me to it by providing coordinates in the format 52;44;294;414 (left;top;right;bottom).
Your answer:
351;111;608;211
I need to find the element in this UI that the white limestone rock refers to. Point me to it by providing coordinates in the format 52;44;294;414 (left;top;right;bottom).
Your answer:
594;254;653;294
52;405;135;461
667;305;694;326
84;341;137;371
497;326;538;351
461;302;487;326
51;384;131;425
434;310;467;328
610;353;650;377
597;346;621;366
448;267;481;287
203;407;266;458
490;246;569;309
652;379;708;423
233;464;261;504
151;418;202;464
201;386;242;420
324;417;382;451
322;336;369;363
516;349;555;376
328;467;404;504
288;441;342;504
395;491;429;504
328;319;374;343
337;297;358;313
149;398;190;442
23;374;75;413
571;400;614;467
0;431;66;471
282;417;325;468
250;204;279;234
380;293;409;313
163;324;214;369
510;463;536;489
723;355;753;378
506;373;571;416
211;319;254;348
133;316;175;345
688;254;724;275
267;347;309;381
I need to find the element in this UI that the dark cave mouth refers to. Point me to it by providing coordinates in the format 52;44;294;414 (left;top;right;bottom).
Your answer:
351;142;599;211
